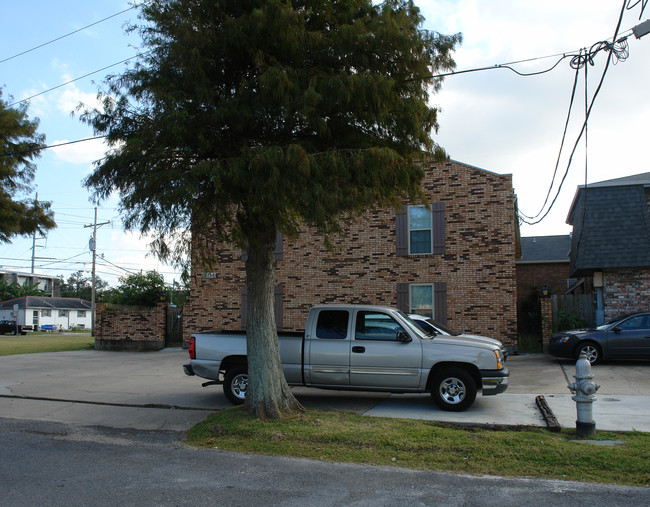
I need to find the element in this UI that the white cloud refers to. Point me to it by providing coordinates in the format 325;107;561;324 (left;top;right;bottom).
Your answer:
50;136;108;165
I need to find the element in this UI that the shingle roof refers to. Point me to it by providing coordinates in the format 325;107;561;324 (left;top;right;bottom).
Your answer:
518;235;571;263
567;176;650;276
0;296;91;310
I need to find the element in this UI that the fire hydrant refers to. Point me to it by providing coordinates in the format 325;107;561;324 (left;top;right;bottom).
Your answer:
567;352;600;436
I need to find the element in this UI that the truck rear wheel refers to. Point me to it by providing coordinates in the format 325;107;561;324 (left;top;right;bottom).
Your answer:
223;365;248;405
431;367;477;412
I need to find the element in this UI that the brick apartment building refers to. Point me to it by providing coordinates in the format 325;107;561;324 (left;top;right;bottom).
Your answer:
184;160;520;350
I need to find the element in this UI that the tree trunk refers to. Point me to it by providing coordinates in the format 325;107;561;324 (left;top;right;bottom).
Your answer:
244;236;304;419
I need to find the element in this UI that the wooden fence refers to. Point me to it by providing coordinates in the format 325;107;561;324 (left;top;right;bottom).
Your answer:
551;294;595;331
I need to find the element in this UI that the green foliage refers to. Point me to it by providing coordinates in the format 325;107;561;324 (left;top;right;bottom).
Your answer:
80;0;461;264
0;89;56;242
102;270;167;307
556;310;585;332
60;270;109;301
0;278;45;301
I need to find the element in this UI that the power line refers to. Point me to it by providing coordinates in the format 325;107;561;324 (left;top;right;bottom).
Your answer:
0;3;147;64
519;0;629;226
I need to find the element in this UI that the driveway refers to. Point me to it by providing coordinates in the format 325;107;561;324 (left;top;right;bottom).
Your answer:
1;349;648;432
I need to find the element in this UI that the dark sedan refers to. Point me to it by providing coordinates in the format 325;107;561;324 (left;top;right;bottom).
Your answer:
548;312;650;364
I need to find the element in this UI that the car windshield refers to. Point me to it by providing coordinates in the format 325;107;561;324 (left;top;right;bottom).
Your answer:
399;312;431;340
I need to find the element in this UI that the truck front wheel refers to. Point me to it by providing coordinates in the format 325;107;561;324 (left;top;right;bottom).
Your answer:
431;367;477;412
223;366;248;405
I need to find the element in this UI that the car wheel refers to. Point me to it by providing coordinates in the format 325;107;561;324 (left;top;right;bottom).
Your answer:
431;367;477;412
223;365;248;405
10;329;16;336
576;341;601;365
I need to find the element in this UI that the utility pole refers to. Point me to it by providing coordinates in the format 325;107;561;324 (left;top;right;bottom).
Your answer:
85;207;110;337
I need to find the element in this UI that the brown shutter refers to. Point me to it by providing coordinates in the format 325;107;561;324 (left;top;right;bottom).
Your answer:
396;283;409;312
396;205;408;256
274;232;283;261
240;285;247;330
432;202;446;255
434;282;447;325
274;285;283;329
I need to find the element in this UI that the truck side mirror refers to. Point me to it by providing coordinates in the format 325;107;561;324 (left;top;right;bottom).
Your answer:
396;330;412;343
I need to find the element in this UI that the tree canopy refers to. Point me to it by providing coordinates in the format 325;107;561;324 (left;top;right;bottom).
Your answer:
81;0;461;418
0;89;56;242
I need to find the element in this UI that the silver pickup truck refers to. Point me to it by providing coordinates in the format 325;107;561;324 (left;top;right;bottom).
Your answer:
184;304;509;411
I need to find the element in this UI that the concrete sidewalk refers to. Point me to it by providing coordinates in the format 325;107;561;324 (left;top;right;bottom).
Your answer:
0;349;648;432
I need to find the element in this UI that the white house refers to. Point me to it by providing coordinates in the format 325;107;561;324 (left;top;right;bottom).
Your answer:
0;296;91;331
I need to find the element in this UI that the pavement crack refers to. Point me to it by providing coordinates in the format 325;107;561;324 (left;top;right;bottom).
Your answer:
0;393;214;412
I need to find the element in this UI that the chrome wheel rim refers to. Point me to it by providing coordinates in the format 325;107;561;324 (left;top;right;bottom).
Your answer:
580;345;598;364
231;373;248;400
439;376;466;405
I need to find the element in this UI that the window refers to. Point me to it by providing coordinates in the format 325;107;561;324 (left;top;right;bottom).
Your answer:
316;310;349;339
78;310;87;318
397;282;448;325
408;206;432;254
355;311;405;341
396;202;445;256
59;310;69;317
41;309;51;317
410;284;433;318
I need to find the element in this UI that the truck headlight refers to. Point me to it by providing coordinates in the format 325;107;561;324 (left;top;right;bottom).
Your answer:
494;350;503;370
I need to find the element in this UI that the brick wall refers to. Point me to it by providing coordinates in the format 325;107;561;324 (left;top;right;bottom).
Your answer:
185;160;518;347
95;303;166;351
516;262;570;301
603;268;650;320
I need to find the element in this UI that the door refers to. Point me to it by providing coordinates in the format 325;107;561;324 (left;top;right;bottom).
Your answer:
305;309;351;386
349;310;422;389
606;314;650;358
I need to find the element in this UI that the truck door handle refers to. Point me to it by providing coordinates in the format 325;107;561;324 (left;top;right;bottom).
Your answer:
352;346;365;353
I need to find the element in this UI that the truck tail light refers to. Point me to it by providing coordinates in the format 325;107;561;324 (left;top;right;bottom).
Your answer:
189;337;196;359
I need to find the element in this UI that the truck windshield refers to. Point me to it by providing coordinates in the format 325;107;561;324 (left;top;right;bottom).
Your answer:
399;312;431;340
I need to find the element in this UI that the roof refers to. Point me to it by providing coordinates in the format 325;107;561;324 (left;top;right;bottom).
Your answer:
518;235;571;264
566;173;650;276
0;296;91;311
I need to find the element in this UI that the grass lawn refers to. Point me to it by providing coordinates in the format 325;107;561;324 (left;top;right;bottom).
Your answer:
0;333;94;356
186;406;650;487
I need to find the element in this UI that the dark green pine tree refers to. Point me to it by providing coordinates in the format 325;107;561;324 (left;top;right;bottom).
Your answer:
81;0;461;418
0;90;55;242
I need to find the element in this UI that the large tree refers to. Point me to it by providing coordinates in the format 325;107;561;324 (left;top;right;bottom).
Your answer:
81;0;460;418
0;89;56;242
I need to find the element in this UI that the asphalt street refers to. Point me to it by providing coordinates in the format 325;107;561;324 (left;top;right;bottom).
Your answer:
2;417;649;507
1;349;649;506
0;348;648;432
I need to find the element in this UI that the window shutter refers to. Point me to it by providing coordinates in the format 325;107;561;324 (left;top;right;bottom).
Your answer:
432;202;446;255
274;285;283;329
396;205;408;256
274;232;283;261
396;283;409;312
434;282;447;325
240;286;247;330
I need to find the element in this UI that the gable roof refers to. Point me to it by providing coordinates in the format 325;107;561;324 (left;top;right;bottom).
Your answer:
518;235;571;264
0;296;91;311
567;173;650;276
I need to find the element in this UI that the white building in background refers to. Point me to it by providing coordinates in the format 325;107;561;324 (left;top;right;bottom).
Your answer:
0;269;61;296
0;296;91;331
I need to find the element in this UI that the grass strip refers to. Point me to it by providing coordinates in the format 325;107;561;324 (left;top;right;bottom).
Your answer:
0;334;94;355
185;406;650;487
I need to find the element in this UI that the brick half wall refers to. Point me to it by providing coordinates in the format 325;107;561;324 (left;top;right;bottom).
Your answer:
95;303;166;351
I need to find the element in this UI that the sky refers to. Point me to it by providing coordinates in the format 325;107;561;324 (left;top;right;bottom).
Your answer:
1;0;649;287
